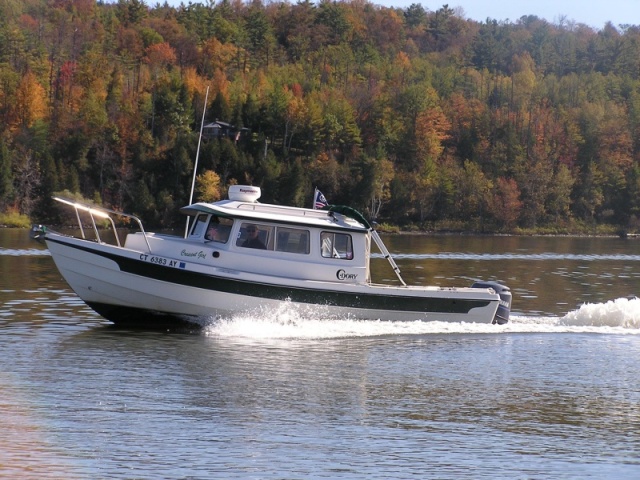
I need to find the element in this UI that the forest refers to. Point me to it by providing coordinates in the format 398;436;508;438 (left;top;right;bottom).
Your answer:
1;0;640;233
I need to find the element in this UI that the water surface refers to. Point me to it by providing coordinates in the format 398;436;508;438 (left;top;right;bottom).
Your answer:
1;229;639;479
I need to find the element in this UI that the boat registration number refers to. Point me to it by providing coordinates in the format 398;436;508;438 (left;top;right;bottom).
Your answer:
139;254;186;269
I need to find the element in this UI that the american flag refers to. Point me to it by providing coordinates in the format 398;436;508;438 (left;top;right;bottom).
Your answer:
313;188;329;209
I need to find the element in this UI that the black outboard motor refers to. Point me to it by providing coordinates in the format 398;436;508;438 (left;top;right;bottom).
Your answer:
472;281;511;325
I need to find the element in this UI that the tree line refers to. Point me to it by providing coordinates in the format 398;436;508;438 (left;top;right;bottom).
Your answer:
1;0;640;232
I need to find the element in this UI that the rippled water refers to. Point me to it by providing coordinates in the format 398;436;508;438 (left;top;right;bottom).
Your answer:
2;229;640;478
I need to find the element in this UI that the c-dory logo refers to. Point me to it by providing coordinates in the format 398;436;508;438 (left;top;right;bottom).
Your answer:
336;269;358;281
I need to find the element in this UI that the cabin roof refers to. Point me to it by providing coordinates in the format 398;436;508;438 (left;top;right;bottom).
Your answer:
180;200;369;231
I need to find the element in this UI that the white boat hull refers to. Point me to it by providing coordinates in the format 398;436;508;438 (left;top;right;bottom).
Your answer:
45;233;506;328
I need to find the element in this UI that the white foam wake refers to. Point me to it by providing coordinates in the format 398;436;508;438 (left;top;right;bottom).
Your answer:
0;248;49;256
561;297;640;328
203;297;640;339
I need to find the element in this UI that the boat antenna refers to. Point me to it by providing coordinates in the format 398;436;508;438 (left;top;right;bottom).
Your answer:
185;85;210;238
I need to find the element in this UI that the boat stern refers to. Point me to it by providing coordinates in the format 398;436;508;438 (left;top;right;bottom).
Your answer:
472;281;511;324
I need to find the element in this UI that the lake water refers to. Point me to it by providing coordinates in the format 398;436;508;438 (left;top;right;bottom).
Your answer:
1;228;640;479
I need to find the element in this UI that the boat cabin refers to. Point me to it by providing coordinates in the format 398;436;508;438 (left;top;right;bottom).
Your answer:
188;212;357;258
169;186;373;284
120;186;373;285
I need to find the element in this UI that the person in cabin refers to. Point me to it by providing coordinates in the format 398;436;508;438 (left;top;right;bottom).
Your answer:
205;217;231;243
242;224;266;249
205;223;218;241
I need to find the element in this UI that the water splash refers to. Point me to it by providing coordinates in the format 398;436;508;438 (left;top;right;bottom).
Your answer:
203;297;640;339
561;297;640;328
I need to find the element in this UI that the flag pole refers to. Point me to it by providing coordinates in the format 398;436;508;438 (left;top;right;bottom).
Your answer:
185;85;210;238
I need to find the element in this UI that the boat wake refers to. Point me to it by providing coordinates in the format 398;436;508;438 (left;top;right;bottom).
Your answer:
203;297;640;339
552;297;640;329
0;248;49;256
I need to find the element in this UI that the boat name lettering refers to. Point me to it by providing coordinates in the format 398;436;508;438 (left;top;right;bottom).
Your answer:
139;254;183;268
336;269;358;281
180;249;207;259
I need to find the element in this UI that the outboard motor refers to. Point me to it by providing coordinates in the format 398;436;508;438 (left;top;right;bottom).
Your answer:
472;281;511;325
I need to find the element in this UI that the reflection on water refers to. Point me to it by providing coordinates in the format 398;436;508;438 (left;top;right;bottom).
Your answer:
2;323;640;478
2;228;640;478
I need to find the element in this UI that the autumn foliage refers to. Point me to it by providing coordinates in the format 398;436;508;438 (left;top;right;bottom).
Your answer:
1;0;640;233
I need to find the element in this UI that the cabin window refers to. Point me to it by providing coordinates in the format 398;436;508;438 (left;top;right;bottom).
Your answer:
321;232;353;260
190;214;208;237
276;227;310;254
205;216;233;243
237;222;272;250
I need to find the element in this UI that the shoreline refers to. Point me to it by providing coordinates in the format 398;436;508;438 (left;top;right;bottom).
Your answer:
4;223;634;239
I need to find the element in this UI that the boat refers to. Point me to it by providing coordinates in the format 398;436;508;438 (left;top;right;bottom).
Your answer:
31;185;512;328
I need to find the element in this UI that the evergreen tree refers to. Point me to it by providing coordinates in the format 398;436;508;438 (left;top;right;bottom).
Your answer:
0;138;14;209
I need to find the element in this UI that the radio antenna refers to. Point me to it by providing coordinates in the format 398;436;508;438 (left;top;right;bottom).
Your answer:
185;85;210;238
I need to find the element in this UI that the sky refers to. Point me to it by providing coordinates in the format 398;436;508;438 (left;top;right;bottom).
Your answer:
414;0;640;29
158;0;640;30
